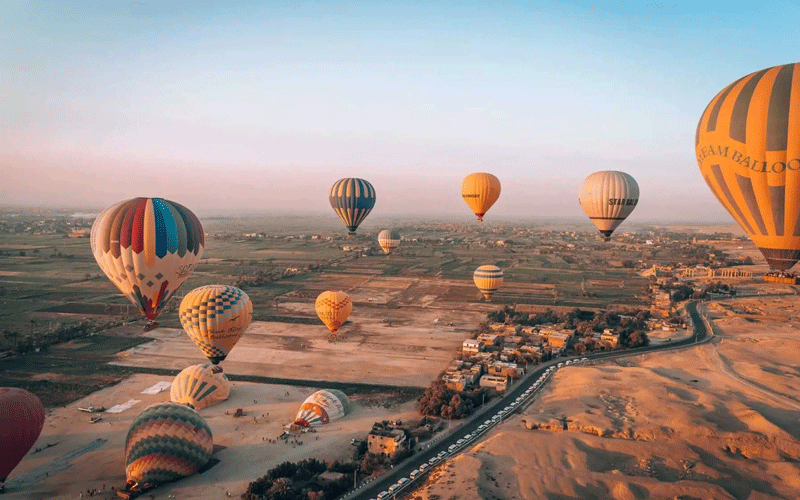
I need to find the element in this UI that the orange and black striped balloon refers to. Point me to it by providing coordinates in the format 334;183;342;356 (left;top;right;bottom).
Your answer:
696;62;800;270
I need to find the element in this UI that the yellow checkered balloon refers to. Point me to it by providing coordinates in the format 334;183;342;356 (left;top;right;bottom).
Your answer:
179;285;252;364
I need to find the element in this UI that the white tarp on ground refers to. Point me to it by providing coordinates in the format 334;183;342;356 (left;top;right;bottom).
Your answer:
106;399;141;413
141;381;173;394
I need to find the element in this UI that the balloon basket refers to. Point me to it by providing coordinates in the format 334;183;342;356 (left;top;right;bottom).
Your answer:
117;486;152;500
142;321;159;332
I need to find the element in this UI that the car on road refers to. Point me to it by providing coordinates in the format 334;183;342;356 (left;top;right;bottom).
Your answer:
448;444;457;452
478;424;486;430
437;451;447;459
464;433;472;440
429;457;440;465
410;470;419;479
456;438;465;446
377;491;389;499
398;478;409;487
492;415;501;421
483;419;492;425
419;463;428;471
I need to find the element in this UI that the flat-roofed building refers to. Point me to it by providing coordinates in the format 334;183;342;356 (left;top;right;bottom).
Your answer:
547;331;572;349
368;428;408;456
462;339;484;355
479;374;508;392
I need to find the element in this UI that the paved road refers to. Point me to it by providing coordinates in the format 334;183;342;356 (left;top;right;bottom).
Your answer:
345;300;711;500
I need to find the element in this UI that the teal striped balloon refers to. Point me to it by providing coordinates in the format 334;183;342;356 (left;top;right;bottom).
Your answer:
123;402;213;491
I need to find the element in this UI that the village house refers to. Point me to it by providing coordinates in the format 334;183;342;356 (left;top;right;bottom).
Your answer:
367;427;408;456
462;339;484;355
479;374;508;392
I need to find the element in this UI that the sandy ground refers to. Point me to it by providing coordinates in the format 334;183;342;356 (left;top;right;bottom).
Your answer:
113;301;488;388
3;374;424;500
411;296;800;500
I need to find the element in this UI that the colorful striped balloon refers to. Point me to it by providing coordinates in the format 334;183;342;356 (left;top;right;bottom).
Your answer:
697;62;800;270
329;178;376;235
0;388;45;490
179;285;252;364
123;402;213;492
314;291;353;336
377;229;401;255
170;364;231;411
578;171;639;240
473;265;504;301
294;389;351;427
91;198;204;323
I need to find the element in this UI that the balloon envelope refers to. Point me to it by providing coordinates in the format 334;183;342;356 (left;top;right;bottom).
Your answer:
578;171;639;239
179;285;252;364
696;62;800;270
378;229;401;255
171;364;231;411
294;389;351;427
0;388;45;484
124;402;213;491
461;173;501;221
473;265;504;300
91;198;204;322
329;178;376;234
315;291;353;335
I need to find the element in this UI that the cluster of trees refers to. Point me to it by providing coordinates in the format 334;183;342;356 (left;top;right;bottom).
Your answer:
418;380;492;419
242;459;352;500
1;320;123;354
484;306;651;350
664;281;735;303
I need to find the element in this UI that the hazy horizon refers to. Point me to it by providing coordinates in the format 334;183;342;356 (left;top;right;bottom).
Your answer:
4;1;795;224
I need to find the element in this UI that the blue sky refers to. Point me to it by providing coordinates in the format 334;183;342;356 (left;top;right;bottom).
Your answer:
2;1;799;222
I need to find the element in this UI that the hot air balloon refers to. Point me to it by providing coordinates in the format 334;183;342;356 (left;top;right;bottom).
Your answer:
91;198;204;330
378;229;401;256
329;178;376;235
315;291;353;337
578;171;639;240
179;285;252;365
120;402;213;498
461;173;501;221
171;364;231;411
0;388;45;493
294;389;351;427
473;265;504;300
696;62;800;270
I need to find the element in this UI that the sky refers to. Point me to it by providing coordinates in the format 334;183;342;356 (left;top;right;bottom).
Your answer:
2;0;800;222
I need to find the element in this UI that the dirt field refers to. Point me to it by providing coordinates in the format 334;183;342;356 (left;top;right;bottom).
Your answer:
1;374;422;500
113;298;488;388
411;295;800;500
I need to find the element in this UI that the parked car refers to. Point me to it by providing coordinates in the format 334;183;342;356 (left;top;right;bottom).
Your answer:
398;478;409;486
448;444;457;452
377;491;389;499
464;433;472;440
410;470;419;479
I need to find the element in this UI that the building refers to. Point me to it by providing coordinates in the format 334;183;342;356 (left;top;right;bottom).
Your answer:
479;374;508;392
488;361;524;378
477;334;501;346
367;428;408;456
462;340;484;355
547;331;572;349
599;331;619;349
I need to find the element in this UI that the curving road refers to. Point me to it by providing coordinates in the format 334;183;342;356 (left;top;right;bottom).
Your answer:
343;300;711;500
